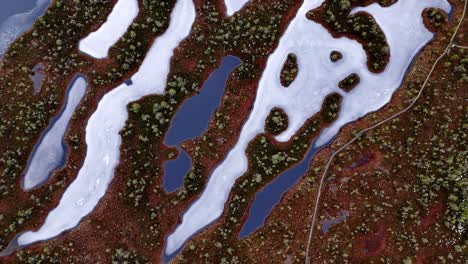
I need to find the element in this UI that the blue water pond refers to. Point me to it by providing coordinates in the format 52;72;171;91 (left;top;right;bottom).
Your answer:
239;139;332;238
162;55;241;192
162;146;192;192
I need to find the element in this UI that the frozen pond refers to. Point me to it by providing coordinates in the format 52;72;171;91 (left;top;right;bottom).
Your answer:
163;56;241;192
0;0;51;57
165;0;451;255
14;0;196;248
22;74;87;191
79;0;139;59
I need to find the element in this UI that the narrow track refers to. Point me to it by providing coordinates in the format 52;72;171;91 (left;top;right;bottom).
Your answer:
305;1;467;263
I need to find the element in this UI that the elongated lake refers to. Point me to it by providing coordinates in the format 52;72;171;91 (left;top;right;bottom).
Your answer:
162;55;241;192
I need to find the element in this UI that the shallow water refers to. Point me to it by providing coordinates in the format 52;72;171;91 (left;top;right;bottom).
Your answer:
22;74;87;191
321;209;349;234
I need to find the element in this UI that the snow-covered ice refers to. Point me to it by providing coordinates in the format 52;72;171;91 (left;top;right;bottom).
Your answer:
165;0;451;255
224;0;250;16
23;75;87;191
17;0;195;246
0;0;51;58
78;0;139;59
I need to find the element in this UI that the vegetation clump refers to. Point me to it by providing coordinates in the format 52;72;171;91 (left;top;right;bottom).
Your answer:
338;73;360;91
111;248;150;264
183;165;206;197
330;50;343;62
321;92;342;122
280;53;298;87
265;108;288;136
424;8;448;32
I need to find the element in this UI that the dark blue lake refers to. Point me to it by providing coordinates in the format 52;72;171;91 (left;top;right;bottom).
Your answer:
162;146;192;192
162;55;241;192
239;138;332;238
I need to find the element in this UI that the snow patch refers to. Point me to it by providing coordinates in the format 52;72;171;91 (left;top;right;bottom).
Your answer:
78;0;139;59
224;0;250;16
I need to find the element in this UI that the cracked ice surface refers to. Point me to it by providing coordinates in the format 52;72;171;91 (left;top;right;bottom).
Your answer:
224;0;250;16
166;0;451;255
23;75;87;191
17;0;195;246
78;0;139;59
